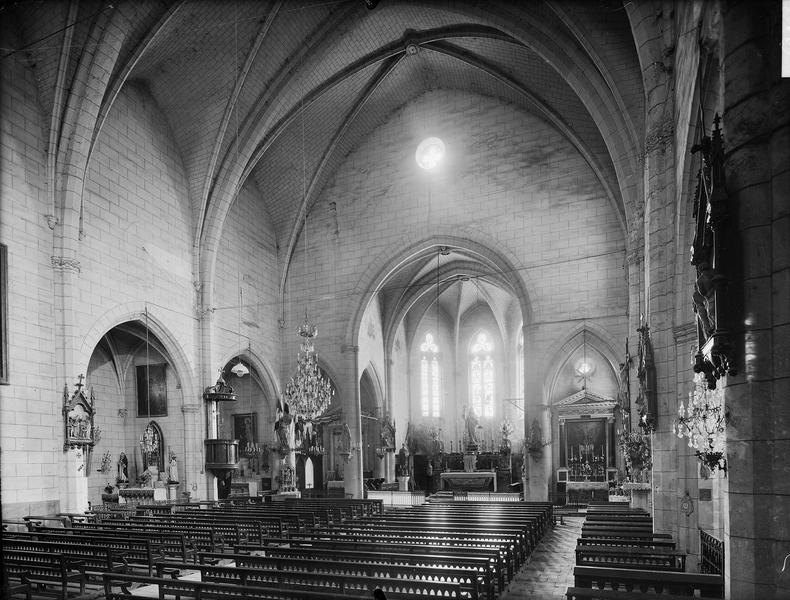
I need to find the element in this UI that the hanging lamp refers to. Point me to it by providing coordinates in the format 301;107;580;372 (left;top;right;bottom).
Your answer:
139;306;159;458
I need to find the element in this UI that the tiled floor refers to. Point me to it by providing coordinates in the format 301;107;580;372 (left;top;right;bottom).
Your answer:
501;515;583;600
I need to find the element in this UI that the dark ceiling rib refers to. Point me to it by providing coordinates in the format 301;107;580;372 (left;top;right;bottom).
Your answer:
425;39;624;230
85;2;186;205
382;257;514;353
47;0;78;230
199;2;358;250
545;1;639;148
99;333;123;395
198;1;284;240
277;54;404;316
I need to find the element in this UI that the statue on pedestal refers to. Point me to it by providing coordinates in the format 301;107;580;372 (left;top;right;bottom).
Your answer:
167;452;179;483
463;404;481;449
396;443;409;477
380;414;395;451
117;452;129;484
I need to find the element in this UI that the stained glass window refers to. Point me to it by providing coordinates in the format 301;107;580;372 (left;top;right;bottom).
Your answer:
420;333;441;417
470;331;495;417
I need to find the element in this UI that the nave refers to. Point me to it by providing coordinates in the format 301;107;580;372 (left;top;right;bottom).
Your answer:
3;496;552;600
2;496;724;600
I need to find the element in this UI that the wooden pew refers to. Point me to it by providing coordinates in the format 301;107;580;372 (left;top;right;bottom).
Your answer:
156;559;474;599
103;573;369;600
3;538;129;579
285;496;384;517
72;518;225;551
577;537;676;550
206;547;495;598
575;546;686;571
3;550;87;600
580;529;673;542
573;566;724;598
368;507;547;549
7;526;191;573
566;587;722;599
236;537;507;592
304;524;519;576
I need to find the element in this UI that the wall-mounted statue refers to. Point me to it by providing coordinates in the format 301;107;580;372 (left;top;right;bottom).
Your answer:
380;413;395;451
689;115;736;389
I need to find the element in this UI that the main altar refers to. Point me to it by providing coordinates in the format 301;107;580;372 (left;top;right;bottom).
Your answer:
440;470;497;492
437;447;512;493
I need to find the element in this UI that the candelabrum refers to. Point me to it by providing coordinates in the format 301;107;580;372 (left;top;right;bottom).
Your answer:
282;313;334;422
673;373;728;473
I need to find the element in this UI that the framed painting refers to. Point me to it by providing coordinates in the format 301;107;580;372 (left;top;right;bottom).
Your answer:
136;363;168;417
234;413;257;457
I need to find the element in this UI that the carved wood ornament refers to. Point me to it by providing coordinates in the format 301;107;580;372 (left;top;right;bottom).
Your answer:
63;375;101;474
690;115;736;389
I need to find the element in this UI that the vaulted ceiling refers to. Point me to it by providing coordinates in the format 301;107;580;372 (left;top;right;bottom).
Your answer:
7;0;644;337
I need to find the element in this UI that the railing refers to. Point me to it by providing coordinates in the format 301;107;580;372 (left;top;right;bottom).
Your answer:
366;490;426;507
699;528;724;575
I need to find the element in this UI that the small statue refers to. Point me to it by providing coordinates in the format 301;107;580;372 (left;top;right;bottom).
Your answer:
396;443;409;477
167;452;179;483
464;404;481;447
274;402;293;455
380;414;395;450
117;452;129;483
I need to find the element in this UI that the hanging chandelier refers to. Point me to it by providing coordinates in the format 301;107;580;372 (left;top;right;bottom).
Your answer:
283;311;333;422
672;373;728;473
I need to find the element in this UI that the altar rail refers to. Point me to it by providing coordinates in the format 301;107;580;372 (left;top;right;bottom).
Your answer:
366;490;426;507
699;529;724;576
452;492;521;502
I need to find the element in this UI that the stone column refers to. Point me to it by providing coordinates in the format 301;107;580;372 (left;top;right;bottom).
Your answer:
523;323;549;500
180;404;202;502
720;2;790;596
50;8;126;514
343;345;363;498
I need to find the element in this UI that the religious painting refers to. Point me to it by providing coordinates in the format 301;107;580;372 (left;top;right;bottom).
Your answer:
136;364;168;417
566;420;606;463
234;413;257;458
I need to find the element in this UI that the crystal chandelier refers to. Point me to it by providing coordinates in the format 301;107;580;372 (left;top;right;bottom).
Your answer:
283;312;333;422
672;373;728;473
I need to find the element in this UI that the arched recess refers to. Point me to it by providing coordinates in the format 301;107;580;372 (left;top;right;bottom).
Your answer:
360;365;384;478
542;325;621;402
79;303;198;406
540;325;623;501
84;314;188;497
218;354;272;458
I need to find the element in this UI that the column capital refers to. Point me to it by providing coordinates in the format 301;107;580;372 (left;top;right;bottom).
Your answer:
51;256;81;273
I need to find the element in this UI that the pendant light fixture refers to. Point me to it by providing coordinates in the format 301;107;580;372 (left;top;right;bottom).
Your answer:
231;283;249;378
139;305;159;459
